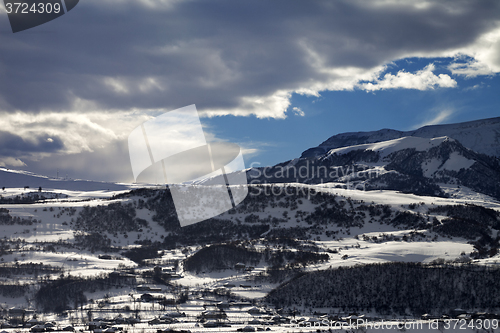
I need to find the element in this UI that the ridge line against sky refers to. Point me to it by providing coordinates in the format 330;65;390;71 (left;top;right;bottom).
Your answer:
0;0;500;182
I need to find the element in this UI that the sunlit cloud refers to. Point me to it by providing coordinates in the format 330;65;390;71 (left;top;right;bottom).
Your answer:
358;64;457;91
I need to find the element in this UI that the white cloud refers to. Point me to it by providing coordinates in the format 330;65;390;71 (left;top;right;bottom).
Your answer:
448;59;495;78
358;64;457;91
292;107;305;117
463;83;484;91
240;147;259;158
448;27;500;77
201;90;292;119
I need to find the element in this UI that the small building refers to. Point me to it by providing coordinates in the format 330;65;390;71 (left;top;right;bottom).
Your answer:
98;254;113;260
271;315;288;324
421;314;440;320
200;310;227;320
30;325;46;332
148;318;161;326
457;314;472;320
451;308;467;317
168;274;183;279
203;321;218;328
8;307;26;317
159;298;177;306
248;307;265;315
141;293;155;302
87;321;104;330
163;312;184;318
235;263;246;270
216;302;231;309
26;318;43;327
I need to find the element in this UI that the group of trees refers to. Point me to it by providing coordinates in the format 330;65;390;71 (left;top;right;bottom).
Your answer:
266;262;500;316
429;204;500;257
183;242;328;274
184;243;261;273
35;272;136;313
0;262;63;277
75;203;148;234
0;282;30;298
73;202;149;251
0;208;38;225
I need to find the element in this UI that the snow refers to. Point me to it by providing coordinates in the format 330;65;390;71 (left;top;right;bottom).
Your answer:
422;158;443;177
327;136;450;158
441;151;476;171
422;152;476;177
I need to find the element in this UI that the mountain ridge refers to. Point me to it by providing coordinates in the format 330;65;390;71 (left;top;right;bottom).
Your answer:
0;167;130;191
302;116;500;158
247;134;500;200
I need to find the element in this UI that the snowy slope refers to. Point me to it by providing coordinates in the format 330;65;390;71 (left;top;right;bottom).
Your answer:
326;136;478;177
326;136;450;158
0;167;131;191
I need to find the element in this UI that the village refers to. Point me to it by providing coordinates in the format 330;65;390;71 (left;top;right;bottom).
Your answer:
2;259;500;333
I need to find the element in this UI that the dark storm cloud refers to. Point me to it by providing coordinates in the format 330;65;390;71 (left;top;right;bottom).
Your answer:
0;131;64;156
0;0;499;114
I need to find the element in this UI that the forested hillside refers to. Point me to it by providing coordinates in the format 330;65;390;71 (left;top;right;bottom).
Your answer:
266;262;500;315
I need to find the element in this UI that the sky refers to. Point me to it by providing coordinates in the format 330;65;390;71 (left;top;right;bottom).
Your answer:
0;0;500;183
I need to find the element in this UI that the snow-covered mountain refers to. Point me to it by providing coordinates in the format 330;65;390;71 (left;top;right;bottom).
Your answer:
250;135;500;200
301;116;500;158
